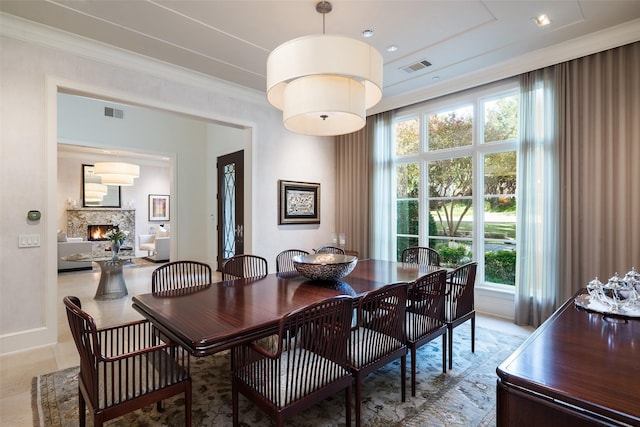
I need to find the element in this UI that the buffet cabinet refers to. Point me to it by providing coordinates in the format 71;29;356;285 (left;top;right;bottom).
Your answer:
496;290;640;426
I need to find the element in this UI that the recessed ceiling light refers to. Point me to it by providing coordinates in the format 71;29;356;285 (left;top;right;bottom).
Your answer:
362;29;374;38
386;45;398;52
533;14;551;27
432;76;441;81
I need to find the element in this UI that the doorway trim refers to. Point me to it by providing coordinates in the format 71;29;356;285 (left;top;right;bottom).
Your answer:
43;75;256;351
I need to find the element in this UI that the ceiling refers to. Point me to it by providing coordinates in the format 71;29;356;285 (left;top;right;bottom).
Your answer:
2;1;639;113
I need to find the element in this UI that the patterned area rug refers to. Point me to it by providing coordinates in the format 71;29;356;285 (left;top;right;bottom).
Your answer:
32;323;525;426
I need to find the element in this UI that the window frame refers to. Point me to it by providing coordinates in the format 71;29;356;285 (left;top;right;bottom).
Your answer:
392;80;519;291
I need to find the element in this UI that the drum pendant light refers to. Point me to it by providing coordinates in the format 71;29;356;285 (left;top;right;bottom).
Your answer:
266;1;383;136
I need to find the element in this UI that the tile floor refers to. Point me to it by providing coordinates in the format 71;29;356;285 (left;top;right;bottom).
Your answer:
0;264;533;426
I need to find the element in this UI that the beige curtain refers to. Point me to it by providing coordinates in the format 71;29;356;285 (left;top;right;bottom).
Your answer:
335;124;371;259
558;41;640;302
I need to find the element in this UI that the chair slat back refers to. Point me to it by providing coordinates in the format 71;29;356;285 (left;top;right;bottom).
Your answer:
222;254;268;280
315;246;345;255
401;246;441;266
408;269;447;320
350;282;408;367
64;296;101;405
232;295;353;409
446;262;478;319
276;249;309;273
152;260;212;292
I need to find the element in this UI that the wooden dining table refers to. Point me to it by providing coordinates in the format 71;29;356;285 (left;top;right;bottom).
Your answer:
132;259;440;356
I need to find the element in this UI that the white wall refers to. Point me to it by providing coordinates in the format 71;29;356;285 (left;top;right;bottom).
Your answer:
0;15;337;354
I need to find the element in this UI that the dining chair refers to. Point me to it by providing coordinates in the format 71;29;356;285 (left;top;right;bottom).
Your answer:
63;296;192;427
315;245;345;255
231;295;354;427
152;260;212;292
348;282;408;427
445;261;478;369
401;246;441;266
222;254;268;280
405;269;448;396
275;249;309;273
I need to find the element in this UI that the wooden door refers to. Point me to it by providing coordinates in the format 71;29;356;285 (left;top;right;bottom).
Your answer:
217;150;244;271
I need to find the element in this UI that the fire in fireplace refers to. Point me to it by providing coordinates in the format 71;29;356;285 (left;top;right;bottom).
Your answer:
88;224;118;241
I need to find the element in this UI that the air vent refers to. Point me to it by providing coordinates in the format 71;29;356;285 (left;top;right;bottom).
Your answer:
104;107;124;119
401;59;432;73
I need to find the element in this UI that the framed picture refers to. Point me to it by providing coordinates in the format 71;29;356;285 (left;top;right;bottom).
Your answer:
279;180;320;225
82;164;121;208
149;194;170;221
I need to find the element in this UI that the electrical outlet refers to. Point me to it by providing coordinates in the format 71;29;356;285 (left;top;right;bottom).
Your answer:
18;234;41;248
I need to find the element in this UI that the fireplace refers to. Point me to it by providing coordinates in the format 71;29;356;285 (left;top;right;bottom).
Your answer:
88;224;118;241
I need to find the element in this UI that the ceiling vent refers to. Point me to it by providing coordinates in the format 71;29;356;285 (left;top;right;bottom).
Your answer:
104;107;124;119
401;59;432;73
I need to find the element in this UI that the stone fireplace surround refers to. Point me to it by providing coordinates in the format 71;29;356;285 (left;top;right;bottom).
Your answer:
66;209;135;251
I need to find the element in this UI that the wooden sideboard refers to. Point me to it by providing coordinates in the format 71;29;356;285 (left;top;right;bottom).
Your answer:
497;289;640;426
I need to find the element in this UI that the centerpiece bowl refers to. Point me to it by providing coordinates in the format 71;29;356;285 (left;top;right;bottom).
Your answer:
292;253;358;281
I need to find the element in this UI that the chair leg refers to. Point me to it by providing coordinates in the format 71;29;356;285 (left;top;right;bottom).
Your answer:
441;332;447;374
410;346;417;397
78;387;86;427
156;401;163;412
355;374;362;427
232;381;239;427
448;325;454;370
401;354;407;402
471;314;476;353
185;380;192;427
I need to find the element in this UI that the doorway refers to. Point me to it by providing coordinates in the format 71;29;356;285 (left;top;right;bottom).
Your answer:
217;150;245;270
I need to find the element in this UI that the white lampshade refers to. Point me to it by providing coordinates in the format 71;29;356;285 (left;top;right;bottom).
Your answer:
84;191;105;202
93;162;139;186
267;34;382;136
84;182;108;195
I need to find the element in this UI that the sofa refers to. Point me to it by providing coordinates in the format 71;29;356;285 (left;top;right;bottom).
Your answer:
138;233;170;262
58;238;94;271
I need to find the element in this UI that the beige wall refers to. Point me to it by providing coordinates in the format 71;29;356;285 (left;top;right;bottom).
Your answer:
0;20;336;354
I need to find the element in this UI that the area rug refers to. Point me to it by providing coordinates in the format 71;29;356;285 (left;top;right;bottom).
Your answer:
32;323;525;427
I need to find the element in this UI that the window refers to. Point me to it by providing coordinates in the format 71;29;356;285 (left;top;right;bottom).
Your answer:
393;83;519;288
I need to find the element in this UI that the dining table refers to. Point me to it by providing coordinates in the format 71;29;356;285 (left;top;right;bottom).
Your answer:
132;259;441;356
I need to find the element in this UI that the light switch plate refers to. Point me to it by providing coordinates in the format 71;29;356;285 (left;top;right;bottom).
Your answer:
18;234;41;248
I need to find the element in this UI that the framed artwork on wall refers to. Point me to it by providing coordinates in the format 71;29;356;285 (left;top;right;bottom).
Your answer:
278;180;320;225
149;194;170;221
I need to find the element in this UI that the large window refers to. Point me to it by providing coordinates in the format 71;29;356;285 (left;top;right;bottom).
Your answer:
393;83;519;287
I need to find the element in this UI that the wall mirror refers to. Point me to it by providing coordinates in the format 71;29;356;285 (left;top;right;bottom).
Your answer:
82;164;121;208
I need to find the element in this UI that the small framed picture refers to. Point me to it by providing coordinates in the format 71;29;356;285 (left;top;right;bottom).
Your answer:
278;180;320;225
149;194;170;221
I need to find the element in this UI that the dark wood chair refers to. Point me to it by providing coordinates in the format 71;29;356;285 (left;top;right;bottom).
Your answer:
275;249;309;273
348;282;408;427
222;254;268;280
445;261;478;369
401;246;441;266
406;269;448;396
315;245;345;255
63;296;191;427
152;260;212;292
231;295;354;427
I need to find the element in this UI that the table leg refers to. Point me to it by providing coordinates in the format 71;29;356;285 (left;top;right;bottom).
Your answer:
94;260;129;300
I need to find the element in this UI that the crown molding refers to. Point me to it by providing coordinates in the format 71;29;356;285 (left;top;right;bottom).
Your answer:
369;18;640;115
0;12;268;107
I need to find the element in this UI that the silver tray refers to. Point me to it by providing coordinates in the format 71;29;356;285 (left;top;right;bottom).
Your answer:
574;294;640;318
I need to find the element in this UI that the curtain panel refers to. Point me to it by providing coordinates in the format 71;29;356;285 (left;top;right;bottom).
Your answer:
515;68;561;326
335;124;371;259
558;41;640;302
335;112;394;260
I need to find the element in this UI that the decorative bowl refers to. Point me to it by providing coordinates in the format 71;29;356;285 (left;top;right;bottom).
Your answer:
292;254;358;281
